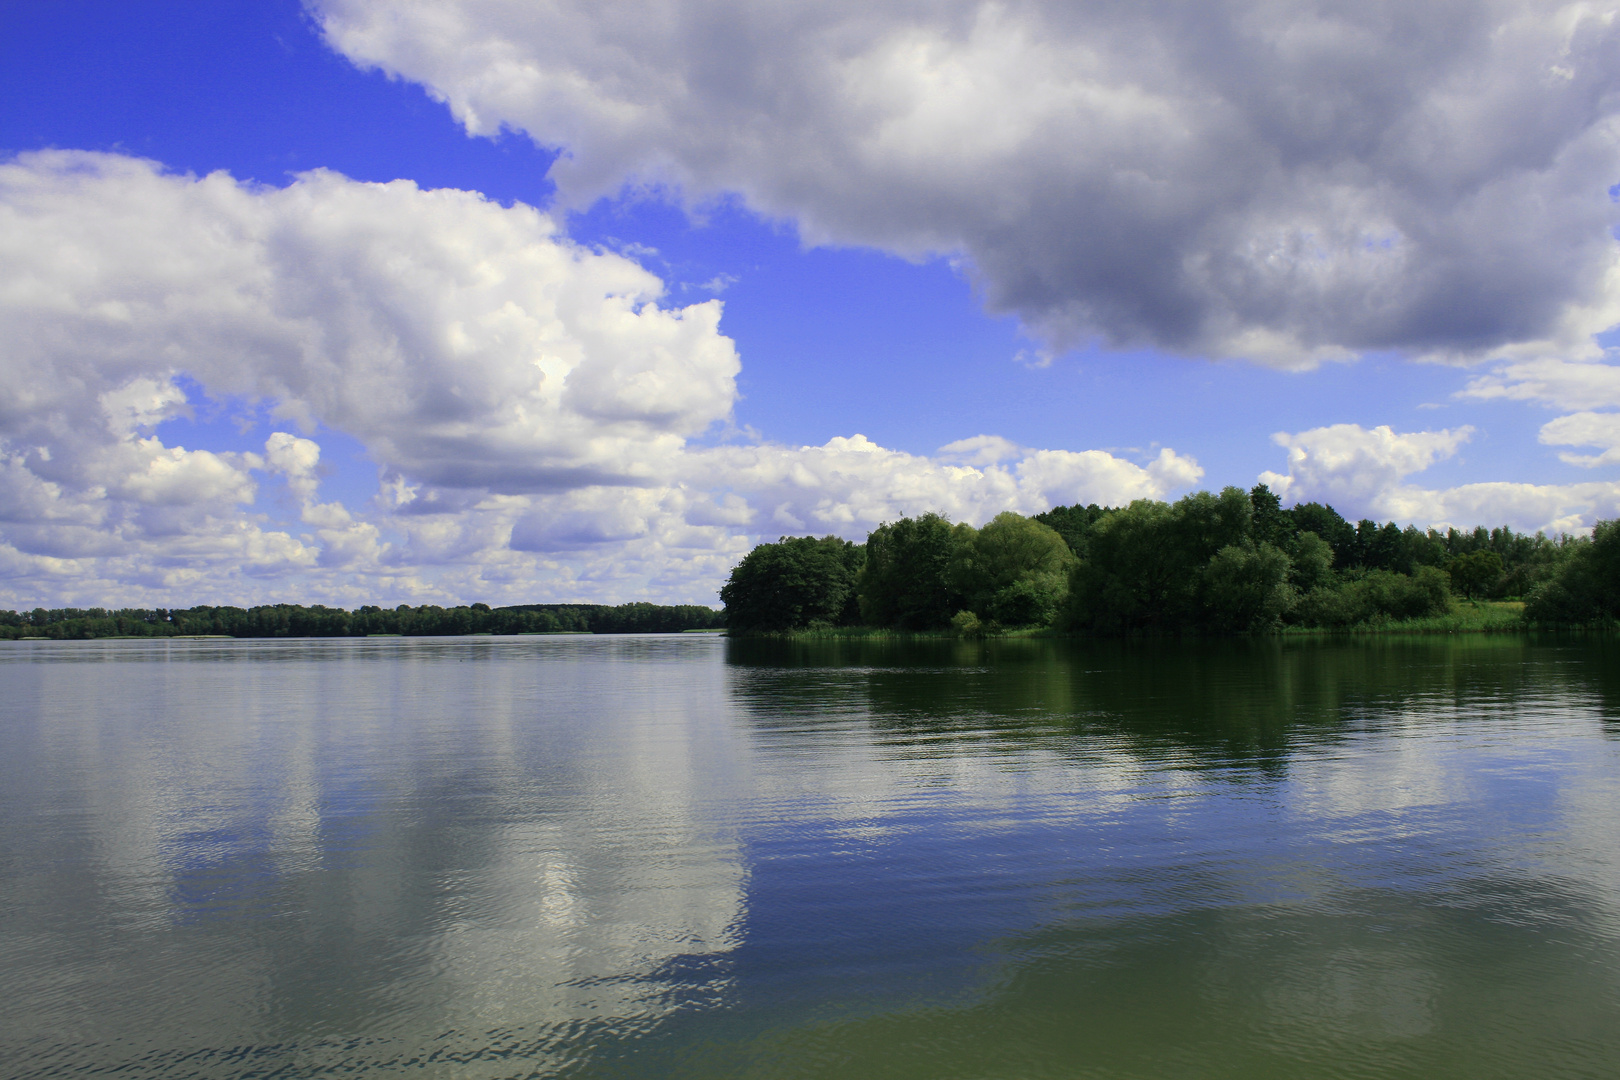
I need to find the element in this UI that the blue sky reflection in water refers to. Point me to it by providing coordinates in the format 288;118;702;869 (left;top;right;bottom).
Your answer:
2;635;1619;1078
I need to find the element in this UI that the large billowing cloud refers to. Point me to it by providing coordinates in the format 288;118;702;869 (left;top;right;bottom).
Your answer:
2;149;739;494
314;0;1620;365
1261;422;1620;534
0;151;1198;607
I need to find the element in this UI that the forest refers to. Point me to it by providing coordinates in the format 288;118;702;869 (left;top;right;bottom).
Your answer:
0;601;724;641
720;485;1620;634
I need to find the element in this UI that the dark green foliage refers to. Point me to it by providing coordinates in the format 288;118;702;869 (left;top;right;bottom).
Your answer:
711;496;1581;636
1294;567;1452;627
1402;525;1447;570
0;602;724;640
1447;550;1504;600
1289;531;1336;592
1032;502;1109;561
1063;499;1187;633
1441;525;1569;599
0;607;176;640
1273;502;1557;597
859;513;964;629
1358;520;1402;572
1203;542;1296;633
719;535;863;631
1173;487;1255;557
1524;521;1620;625
1052;487;1484;634
1064;487;1257;634
1249;484;1292;549
590;603;730;633
949;512;1075;626
1291;502;1357;567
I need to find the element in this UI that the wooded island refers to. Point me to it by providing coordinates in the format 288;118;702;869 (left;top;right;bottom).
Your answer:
720;485;1619;634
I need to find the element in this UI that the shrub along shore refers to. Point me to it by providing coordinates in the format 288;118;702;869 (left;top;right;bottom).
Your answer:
0;602;724;641
720;485;1620;636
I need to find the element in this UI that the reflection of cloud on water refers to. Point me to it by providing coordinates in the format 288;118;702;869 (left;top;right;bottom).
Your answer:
1553;754;1620;930
267;714;322;878
424;696;747;1033
8;634;1620;1077
1282;702;1620;938
0;637;746;1072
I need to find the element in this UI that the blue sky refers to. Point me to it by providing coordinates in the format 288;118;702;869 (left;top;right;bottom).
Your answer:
3;0;1619;607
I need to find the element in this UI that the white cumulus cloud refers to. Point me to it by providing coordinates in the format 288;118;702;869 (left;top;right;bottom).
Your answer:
1262;423;1475;508
0;151;1200;607
315;0;1620;365
1262;421;1620;533
1539;410;1620;467
1460;355;1620;411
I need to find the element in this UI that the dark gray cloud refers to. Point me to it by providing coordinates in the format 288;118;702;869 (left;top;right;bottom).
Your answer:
318;0;1620;363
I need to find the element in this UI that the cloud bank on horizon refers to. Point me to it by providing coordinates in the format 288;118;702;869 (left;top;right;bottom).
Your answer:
2;0;1620;608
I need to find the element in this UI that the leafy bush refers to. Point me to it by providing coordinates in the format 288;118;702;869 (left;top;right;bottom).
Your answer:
1294;567;1451;627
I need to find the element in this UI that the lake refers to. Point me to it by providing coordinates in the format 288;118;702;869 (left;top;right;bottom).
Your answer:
2;633;1618;1078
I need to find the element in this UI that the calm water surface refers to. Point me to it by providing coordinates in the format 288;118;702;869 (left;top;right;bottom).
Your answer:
2;634;1618;1078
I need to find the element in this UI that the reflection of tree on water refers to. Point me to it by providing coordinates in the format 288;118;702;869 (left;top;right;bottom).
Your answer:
696;637;1620;1080
726;636;1620;767
620;874;1620;1080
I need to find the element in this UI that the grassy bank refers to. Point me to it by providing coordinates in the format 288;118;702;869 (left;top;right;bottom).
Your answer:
1279;600;1526;635
741;601;1533;640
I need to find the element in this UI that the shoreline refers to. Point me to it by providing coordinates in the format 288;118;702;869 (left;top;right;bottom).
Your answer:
733;602;1620;639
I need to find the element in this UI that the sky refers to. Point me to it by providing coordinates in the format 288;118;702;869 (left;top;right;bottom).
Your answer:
2;0;1620;609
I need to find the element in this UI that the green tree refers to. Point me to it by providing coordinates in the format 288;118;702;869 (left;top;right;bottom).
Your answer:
859;513;965;629
1202;542;1296;633
1173;487;1254;557
1447;550;1503;600
1063;491;1252;634
1364;521;1409;573
1064;499;1181;633
1032;502;1110;561
950;512;1075;626
1291;503;1357;568
1288;531;1335;593
1249;484;1294;549
1524;520;1620;624
720;535;863;631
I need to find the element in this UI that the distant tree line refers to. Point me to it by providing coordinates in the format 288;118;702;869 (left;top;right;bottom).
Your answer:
0;601;724;641
721;485;1616;634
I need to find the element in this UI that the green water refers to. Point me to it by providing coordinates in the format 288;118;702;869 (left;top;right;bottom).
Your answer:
1;634;1617;1078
